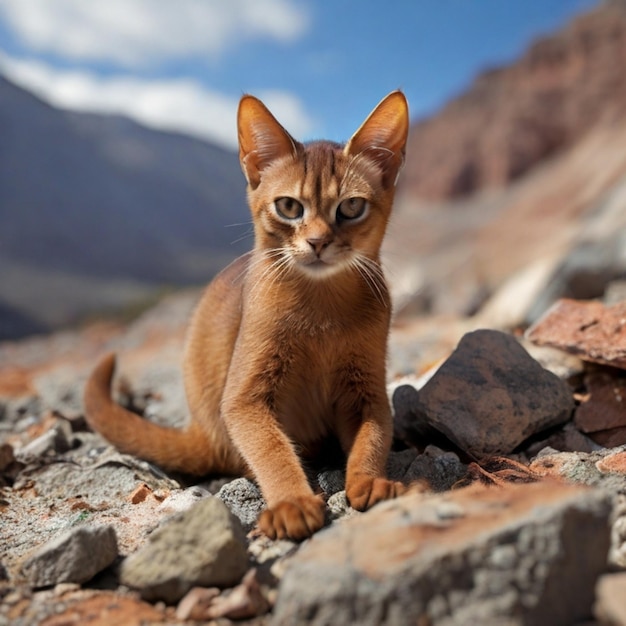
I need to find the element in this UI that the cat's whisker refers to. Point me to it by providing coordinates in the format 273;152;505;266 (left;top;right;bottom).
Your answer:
240;248;283;273
247;248;294;302
230;230;255;246
231;248;282;284
224;220;254;228
351;255;388;308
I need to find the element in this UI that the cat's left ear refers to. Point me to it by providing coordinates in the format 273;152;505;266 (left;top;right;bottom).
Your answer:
238;95;301;189
344;91;409;189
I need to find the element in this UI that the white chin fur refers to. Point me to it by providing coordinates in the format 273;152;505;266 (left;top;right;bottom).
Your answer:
297;258;350;279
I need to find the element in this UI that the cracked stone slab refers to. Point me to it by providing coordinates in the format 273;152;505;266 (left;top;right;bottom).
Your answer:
272;481;611;626
526;298;626;369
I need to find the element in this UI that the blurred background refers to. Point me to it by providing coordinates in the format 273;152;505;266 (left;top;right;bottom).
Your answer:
0;0;623;345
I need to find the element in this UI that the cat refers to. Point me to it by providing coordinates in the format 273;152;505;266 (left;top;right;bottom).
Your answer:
84;90;410;540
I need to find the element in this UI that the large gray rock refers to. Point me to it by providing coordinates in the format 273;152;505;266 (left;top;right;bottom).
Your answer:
20;525;118;587
272;482;611;626
393;329;575;458
121;496;248;604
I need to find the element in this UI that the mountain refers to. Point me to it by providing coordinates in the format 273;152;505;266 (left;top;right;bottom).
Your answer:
387;0;626;322
0;76;250;339
402;0;626;202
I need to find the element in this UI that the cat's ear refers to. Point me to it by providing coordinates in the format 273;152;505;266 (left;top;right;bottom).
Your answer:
344;90;409;189
237;95;300;189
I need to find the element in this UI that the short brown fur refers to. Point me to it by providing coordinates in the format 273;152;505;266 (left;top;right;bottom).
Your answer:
84;91;410;540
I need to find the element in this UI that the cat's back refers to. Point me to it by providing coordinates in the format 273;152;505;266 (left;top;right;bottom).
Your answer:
183;253;251;409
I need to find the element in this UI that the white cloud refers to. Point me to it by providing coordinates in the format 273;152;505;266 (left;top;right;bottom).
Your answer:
0;0;310;67
0;54;315;149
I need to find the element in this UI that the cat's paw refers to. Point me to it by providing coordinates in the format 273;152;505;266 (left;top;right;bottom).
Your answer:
346;475;407;511
258;494;326;541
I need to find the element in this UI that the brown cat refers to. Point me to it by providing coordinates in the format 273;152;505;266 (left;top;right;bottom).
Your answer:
84;91;410;540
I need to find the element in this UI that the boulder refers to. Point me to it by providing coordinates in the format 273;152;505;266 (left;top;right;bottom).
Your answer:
272;482;611;626
393;329;574;458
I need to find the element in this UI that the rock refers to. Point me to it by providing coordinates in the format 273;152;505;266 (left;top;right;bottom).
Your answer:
594;572;626;625
526;298;626;369
530;446;626;489
120;496;248;604
247;534;298;576
590;425;626;447
393;330;574;458
525;231;626;323
574;366;626;438
0;394;41;431
325;491;356;521
176;569;270;621
610;495;626;568
0;588;168;626
272;482;611;626
157;485;211;514
525;422;601;456
475;256;561;330
388;446;467;492
530;447;626;568
605;279;626;305
316;469;345;496
175;587;221;621
14;421;72;463
521;341;585;380
0;442;15;471
20;525;118;587
32;367;87;420
215;478;265;531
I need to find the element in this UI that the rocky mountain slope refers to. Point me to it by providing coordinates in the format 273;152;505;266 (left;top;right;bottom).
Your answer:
402;0;626;201
387;0;626;322
0;77;249;339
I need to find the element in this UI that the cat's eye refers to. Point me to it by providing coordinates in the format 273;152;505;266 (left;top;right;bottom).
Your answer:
336;197;368;222
274;197;304;220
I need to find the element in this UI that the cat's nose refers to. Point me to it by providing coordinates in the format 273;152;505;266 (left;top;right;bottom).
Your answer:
306;237;331;256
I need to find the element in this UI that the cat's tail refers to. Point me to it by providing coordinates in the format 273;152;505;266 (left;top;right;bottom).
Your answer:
84;352;220;476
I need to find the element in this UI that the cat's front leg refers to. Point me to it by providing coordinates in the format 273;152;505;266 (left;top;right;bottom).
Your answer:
221;398;325;540
339;400;408;511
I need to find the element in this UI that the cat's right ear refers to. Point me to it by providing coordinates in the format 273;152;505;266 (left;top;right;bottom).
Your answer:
237;95;300;189
345;91;409;190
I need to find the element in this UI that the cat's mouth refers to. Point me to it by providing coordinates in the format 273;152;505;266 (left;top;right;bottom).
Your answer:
305;258;329;269
298;254;350;278
300;258;332;275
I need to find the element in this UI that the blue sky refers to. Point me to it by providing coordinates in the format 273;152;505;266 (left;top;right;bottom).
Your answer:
0;0;599;150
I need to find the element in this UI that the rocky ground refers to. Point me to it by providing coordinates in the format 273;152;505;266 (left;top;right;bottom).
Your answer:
1;291;626;625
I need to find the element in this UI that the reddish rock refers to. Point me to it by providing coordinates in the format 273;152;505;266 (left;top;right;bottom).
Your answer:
128;484;153;505
589;426;626;448
529;448;626;500
38;591;166;626
175;587;220;621
574;367;626;433
176;569;270;621
526;299;626;369
596;450;626;475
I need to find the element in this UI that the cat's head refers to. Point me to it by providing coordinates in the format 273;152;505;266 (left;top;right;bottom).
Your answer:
237;91;408;279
